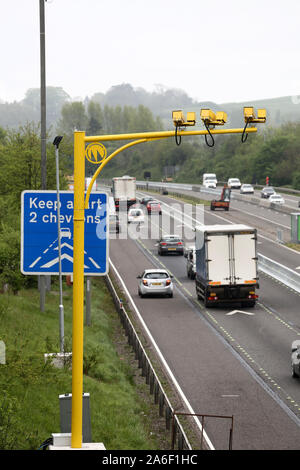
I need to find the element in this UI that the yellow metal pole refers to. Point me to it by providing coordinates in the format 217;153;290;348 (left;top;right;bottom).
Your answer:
71;131;85;448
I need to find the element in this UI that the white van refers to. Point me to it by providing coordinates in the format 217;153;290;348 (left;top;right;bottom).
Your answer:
203;173;217;188
128;207;145;224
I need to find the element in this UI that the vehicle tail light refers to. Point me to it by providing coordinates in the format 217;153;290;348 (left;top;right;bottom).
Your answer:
208;296;218;301
143;280;148;286
177;242;183;245
161;242;167;246
166;279;171;286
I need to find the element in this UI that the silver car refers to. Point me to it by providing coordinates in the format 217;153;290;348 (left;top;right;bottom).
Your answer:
137;269;173;298
157;234;184;256
269;193;285;205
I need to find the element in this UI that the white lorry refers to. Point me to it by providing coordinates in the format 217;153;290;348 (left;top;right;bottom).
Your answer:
112;176;136;210
195;224;259;307
85;177;97;192
202;173;217;188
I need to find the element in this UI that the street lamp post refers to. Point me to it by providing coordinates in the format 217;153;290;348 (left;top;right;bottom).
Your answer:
53;136;64;353
39;0;47;190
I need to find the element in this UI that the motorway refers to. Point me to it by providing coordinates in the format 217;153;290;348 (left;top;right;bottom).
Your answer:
103;183;300;450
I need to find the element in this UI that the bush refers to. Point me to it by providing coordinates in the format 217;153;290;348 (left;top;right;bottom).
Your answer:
292;171;300;190
0;222;25;293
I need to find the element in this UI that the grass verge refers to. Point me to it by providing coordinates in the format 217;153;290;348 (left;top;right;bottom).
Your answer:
140;187;210;207
285;243;300;252
0;277;170;450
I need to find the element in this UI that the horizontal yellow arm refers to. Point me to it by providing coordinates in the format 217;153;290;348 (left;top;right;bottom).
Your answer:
84;127;258;143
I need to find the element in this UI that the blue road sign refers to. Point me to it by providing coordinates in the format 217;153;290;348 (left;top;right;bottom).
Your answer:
21;190;108;275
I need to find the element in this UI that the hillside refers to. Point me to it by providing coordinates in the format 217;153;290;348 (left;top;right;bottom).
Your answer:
1;84;299;131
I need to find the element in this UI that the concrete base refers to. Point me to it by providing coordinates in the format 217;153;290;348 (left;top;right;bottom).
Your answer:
48;433;106;450
44;352;72;369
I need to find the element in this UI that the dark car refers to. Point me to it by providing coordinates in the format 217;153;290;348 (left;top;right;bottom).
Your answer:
141;196;155;205
291;340;300;378
147;201;162;215
261;186;275;198
157;235;184;255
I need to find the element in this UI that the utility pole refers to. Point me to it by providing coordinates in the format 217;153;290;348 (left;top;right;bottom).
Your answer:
39;0;47;310
40;0;47;189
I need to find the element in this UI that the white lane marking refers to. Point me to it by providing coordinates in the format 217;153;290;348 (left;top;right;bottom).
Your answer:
109;258;215;451
230;204;290;229
226;310;255;316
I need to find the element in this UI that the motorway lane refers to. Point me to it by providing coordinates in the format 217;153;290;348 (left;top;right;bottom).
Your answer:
137;207;300;418
109;216;300;449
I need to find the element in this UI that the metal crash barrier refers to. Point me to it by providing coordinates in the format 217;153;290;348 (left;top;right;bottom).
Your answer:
258;254;300;294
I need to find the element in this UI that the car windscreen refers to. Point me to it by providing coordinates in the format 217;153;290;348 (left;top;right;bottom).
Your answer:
144;272;169;279
162;238;181;243
130;210;142;216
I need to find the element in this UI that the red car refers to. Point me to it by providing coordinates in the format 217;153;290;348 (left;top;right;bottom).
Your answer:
146;201;162;215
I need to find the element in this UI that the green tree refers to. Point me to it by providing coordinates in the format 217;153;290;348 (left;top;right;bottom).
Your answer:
0;123;58;201
0;124;66;292
57;101;88;134
86;101;104;135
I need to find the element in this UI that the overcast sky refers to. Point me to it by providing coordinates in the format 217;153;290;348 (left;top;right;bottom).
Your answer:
1;0;300;104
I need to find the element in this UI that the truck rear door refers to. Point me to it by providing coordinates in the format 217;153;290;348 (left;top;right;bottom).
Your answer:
206;234;231;285
233;233;257;284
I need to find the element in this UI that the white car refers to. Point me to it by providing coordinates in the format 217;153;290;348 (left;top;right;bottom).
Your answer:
137;269;173;298
269;194;285;205
203;179;217;189
128;207;145;223
228;178;241;189
240;184;254;194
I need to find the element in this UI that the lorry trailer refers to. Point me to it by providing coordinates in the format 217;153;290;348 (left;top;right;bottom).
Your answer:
112;176;136;210
195;224;259;307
